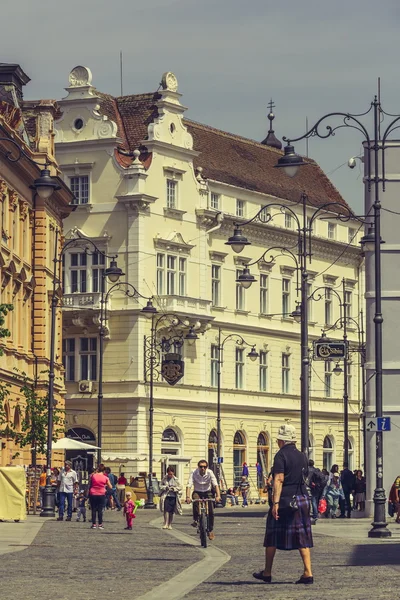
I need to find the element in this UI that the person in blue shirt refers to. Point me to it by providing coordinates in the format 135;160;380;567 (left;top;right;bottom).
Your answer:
105;467;121;510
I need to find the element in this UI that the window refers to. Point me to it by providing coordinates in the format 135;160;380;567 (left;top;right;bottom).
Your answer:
324;360;332;397
308;435;315;461
347;362;352;399
235;348;244;389
325;288;332;325
236;199;245;217
282;278;291;316
284;210;292;229
157;253;187;296
161;428;182;480
62;339;76;381
80;338;97;381
259;351;268;392
347;438;354;471
306;216;312;233
211;265;221;306
70;175;89;205
92;252;105;293
348;228;356;244
210;192;220;210
307;282;313;322
166;179;177;209
344;290;352;319
236;269;245;310
328;222;336;240
211;344;219;387
70;253;87;293
63;251;108;294
282;353;290;393
260;274;268;314
233;431;246;486
323;436;334;471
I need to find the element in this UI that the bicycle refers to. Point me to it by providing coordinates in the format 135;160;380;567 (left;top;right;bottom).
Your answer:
192;498;213;548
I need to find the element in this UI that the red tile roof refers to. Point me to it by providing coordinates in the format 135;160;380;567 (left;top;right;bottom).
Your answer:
96;90;351;213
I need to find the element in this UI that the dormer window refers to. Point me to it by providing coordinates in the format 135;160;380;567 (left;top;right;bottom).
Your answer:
70;175;89;205
166;179;177;209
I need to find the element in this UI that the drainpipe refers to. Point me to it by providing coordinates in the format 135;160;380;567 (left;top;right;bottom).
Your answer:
206;212;223;235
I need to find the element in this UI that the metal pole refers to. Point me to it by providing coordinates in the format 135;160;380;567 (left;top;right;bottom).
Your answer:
97;281;105;466
343;280;349;465
145;315;156;508
369;97;390;537
216;328;222;492
300;195;309;456
360;310;367;473
41;230;59;517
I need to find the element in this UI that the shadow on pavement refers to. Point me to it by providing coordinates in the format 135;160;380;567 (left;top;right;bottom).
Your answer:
203;580;296;586
349;543;400;566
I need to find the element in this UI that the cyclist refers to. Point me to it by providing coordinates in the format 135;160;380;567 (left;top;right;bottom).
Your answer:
186;460;221;540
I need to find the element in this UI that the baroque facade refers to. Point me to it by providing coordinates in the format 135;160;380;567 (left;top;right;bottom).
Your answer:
0;64;72;466
55;66;364;489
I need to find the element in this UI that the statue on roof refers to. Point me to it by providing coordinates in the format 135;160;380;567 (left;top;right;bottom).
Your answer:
261;99;282;150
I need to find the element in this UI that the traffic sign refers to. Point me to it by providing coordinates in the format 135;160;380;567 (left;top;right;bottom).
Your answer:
366;417;391;432
217;457;224;464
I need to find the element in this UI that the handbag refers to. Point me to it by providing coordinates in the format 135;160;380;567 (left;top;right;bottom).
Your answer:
388;501;395;517
277;466;308;516
318;497;327;514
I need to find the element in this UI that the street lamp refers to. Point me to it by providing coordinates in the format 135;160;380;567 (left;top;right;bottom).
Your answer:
276;97;397;537
41;234;121;517
226;196;350;456
214;328;258;501
143;313;198;508
97;281;153;465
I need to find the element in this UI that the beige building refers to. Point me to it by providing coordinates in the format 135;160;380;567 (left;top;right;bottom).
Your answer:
54;66;363;489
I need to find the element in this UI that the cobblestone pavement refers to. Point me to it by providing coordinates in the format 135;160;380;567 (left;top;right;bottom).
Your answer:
0;508;200;600
174;506;400;600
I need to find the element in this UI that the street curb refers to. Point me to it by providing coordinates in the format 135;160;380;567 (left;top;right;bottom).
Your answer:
136;516;231;600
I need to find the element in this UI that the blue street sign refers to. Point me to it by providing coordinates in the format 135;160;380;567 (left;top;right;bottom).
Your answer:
217;457;224;464
377;417;391;431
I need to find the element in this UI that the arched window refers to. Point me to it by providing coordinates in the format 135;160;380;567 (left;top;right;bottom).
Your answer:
208;429;218;473
4;402;10;423
256;432;269;488
233;430;246;486
308;435;315;461
161;427;182;480
323;435;334;471
347;437;354;471
13;406;21;433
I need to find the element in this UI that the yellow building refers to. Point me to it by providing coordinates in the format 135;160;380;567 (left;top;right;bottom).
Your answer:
55;66;364;489
0;64;72;466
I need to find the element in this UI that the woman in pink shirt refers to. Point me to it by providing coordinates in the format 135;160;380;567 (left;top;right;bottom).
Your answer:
89;464;112;529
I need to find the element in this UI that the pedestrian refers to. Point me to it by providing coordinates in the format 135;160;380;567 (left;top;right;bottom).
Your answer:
253;424;313;585
76;492;87;522
339;462;355;518
226;487;238;506
123;492;136;530
39;465;47;508
307;459;325;522
389;475;400;523
117;472;127;506
51;468;60;508
322;472;344;518
353;470;366;512
57;461;78;521
105;467;122;511
89;463;112;529
240;475;250;507
159;467;182;529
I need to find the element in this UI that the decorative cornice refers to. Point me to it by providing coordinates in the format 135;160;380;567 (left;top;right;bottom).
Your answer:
209;251;228;263
280;265;296;276
154;232;195;254
163;207;187;220
9;191;18;212
116;193;157;213
323;274;338;285
257;260;275;272
196;208;220;228
233;255;251;266
18;199;29;221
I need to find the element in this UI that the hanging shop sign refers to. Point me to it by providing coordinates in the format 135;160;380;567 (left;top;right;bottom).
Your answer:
313;340;348;360
161;353;185;386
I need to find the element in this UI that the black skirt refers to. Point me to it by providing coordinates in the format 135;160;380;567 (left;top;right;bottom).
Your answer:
264;494;313;550
164;495;177;513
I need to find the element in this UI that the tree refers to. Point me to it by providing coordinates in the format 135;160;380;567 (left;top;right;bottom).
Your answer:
0;304;13;427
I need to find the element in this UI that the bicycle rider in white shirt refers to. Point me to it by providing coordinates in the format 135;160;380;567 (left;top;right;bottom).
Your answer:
186;460;221;540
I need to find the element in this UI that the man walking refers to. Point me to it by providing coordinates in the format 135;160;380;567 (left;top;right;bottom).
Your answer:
240;475;250;507
339;462;355;518
105;467;121;510
307;459;325;523
186;460;221;540
57;460;78;521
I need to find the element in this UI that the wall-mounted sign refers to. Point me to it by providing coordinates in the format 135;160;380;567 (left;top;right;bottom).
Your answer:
66;427;96;443
313;340;348;360
161;353;185;386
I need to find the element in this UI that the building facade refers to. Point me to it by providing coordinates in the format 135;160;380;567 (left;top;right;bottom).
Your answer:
55;66;364;489
0;64;72;466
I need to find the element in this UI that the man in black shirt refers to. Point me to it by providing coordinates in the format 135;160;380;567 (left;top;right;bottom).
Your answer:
339;462;355;518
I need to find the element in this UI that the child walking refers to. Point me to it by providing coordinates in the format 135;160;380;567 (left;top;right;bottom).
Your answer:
123;491;136;530
76;492;87;522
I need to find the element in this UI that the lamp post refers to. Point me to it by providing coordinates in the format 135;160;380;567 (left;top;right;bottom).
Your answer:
215;328;258;497
42;235;122;517
97;280;154;465
226;195;350;456
275;97;398;537
143;312;198;508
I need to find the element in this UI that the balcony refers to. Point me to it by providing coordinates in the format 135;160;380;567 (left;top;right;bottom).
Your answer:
62;292;102;310
156;295;213;320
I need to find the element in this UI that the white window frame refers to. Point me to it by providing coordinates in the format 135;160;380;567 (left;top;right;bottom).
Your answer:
62;336;98;381
344;290;352;319
157;253;187;296
282;353;290;393
236;269;245;310
323;435;335;471
348;228;356;244
210;192;220;210
70;175;90;205
307;282;313;322
282;278;291;316
328;222;336;240
211;264;221;306
259;351;268;392
70;252;88;293
211;344;219;387
166;179;177;209
236;199;245;217
284;210;292;229
62;338;76;381
64;251;107;294
156;253;165;295
324;360;332;397
235;348;244;389
325;288;332;325
260;274;268;314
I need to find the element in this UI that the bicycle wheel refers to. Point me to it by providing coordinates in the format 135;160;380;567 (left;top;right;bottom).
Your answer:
199;512;208;548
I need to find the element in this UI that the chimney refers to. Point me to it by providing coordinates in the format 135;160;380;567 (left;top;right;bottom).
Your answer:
0;63;30;108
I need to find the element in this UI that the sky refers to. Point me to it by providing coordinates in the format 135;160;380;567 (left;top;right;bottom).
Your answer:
3;0;400;214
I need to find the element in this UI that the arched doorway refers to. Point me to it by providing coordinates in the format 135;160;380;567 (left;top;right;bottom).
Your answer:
256;432;269;488
233;430;246;486
208;429;218;475
323;435;335;471
161;427;182;480
66;427;97;475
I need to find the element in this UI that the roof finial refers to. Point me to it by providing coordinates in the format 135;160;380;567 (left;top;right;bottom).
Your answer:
261;98;282;149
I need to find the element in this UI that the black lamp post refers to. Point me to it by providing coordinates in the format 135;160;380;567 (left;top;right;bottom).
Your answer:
41;235;122;517
143;312;198;509
215;328;258;501
226;196;351;456
276;97;397;537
